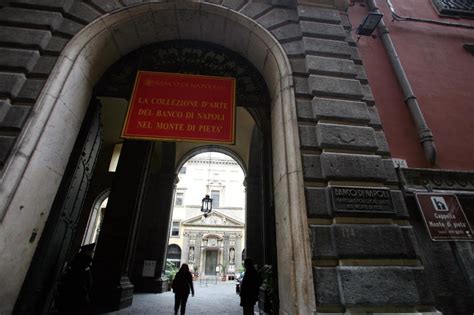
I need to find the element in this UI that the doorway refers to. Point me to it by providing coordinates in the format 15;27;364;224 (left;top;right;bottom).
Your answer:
205;251;218;276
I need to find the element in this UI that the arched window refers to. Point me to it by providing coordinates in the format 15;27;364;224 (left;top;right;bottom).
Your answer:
166;244;182;268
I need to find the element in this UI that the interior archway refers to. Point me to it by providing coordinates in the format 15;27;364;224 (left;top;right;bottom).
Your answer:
7;3;315;314
171;149;247;280
82;189;110;246
88;39;275;310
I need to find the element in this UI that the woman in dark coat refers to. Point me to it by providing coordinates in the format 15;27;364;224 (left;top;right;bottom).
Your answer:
56;244;94;315
240;258;261;315
172;264;195;315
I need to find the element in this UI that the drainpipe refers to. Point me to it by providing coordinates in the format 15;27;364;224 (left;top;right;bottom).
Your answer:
367;0;437;164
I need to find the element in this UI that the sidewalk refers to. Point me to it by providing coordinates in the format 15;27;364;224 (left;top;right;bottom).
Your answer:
104;280;254;315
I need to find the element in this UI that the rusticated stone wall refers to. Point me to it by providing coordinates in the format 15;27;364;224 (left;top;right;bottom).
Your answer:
0;0;101;168
288;4;434;312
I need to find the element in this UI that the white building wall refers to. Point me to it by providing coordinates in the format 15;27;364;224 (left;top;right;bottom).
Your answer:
174;152;246;222
169;152;246;274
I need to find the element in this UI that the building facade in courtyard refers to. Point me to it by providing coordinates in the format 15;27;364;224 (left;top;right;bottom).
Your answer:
0;0;473;314
167;153;246;277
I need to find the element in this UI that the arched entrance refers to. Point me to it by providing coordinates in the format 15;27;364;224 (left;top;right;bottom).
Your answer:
88;39;275;310
10;3;315;314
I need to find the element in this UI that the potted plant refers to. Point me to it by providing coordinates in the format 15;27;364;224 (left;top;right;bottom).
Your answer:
164;261;179;291
217;261;229;281
258;265;273;314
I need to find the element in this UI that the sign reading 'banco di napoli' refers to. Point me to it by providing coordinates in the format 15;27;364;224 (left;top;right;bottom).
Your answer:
331;186;394;213
122;71;236;143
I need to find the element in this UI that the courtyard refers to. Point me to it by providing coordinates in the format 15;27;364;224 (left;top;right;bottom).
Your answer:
104;279;251;315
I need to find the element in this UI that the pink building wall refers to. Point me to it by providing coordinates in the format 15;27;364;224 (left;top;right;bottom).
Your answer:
349;0;474;170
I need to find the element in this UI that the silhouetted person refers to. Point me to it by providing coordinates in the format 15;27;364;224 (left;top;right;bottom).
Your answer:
56;243;94;315
172;264;195;315
240;258;261;315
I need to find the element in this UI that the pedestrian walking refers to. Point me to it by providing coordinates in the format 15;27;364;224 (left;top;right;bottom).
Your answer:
172;264;195;315
239;258;261;315
55;243;94;315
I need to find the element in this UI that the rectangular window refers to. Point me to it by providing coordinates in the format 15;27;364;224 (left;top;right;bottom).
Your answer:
211;190;220;208
171;221;180;237
175;192;184;206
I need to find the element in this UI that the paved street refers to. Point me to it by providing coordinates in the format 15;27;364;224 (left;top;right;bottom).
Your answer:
104;279;253;315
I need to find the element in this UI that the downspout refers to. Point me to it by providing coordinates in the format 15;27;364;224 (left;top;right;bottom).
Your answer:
367;0;437;164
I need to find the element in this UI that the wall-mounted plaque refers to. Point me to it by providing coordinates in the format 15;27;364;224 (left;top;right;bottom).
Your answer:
415;192;473;241
142;260;156;277
331;186;394;213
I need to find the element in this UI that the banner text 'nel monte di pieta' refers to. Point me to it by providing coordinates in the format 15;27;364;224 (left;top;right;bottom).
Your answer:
122;71;236;143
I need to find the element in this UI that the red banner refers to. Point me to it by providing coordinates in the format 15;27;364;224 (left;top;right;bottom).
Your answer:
121;71;236;143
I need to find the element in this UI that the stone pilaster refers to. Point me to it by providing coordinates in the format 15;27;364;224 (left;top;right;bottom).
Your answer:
235;234;243;270
222;234;230;274
245;176;265;266
195;233;203;275
130;142;176;294
91;140;153;311
182;232;190;265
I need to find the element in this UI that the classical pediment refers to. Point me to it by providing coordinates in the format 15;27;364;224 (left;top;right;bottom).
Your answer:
182;210;244;227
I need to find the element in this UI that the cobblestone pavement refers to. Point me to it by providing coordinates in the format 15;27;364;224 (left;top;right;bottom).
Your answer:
104;279;254;315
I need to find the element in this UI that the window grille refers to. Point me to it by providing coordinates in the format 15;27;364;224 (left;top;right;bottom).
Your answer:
432;0;474;17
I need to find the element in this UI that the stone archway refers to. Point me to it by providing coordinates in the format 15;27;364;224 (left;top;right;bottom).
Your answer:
82;188;110;245
176;146;248;178
3;2;315;314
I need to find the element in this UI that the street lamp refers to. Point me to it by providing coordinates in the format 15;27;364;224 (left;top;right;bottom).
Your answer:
201;194;213;217
356;12;384;36
201;149;214;217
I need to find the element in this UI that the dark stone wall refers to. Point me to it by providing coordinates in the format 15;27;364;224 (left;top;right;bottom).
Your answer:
289;3;435;313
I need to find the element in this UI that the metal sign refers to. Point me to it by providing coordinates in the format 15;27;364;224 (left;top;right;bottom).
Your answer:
142;260;156;277
415;192;473;241
122;71;236;144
